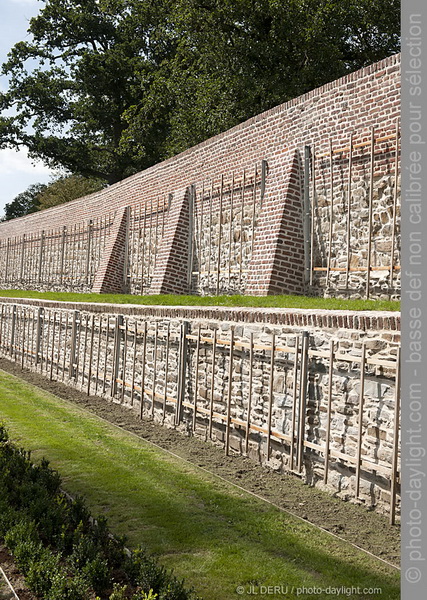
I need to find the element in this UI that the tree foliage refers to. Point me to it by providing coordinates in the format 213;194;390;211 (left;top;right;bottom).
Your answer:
37;174;106;210
2;183;47;221
2;175;105;220
0;0;400;184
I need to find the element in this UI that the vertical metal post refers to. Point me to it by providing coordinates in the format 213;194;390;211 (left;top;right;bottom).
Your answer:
5;239;10;283
154;196;160;269
366;127;375;299
188;185;195;288
148;199;153;285
21;307;26;369
62;313;69;380
355;343;366;498
19;234;26;283
38;230;45;283
102;316;110;394
326;141;334;288
123;207;130;290
199;183;204;292
176;321;189;426
250;164;258;258
161;196;166;237
86;219;93;285
87;314;95;395
140;321;147;418
303;146;311;289
68;310;79;379
70;225;76;283
228;174;234;287
225;327;235;456
297;331;309;472
245;332;254;455
260;159;268;203
131;321;138;406
216;175;224;295
134;205;141;291
10;304;17;356
60;226;66;285
290;335;300;471
56;313;63;377
239;170;245;287
140;202;147;294
111;314;123;397
266;333;276;461
60;225;67;285
324;340;335;484
151;321;158;419
35;307;45;366
345;133;354;289
310;146;316;287
50;312;57;381
208;329;217;438
193;324;201;433
94;315;102;393
162;322;170;423
121;318;128;403
207;181;214;286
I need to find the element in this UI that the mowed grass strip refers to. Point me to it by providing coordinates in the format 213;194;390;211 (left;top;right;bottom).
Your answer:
0;289;400;311
0;370;400;600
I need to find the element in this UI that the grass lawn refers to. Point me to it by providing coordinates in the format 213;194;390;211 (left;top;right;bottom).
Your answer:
0;289;399;311
0;369;400;600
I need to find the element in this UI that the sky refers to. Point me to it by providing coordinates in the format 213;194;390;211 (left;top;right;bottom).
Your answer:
0;0;54;218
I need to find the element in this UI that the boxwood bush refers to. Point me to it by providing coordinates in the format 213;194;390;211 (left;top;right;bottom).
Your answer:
0;424;199;600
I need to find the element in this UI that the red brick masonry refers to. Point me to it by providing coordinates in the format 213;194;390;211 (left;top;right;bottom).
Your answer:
0;54;401;296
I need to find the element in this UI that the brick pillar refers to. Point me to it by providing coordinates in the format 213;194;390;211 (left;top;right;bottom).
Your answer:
245;150;305;296
92;206;129;294
150;187;191;295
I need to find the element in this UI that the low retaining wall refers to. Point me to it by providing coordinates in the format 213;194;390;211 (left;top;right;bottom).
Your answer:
0;299;401;519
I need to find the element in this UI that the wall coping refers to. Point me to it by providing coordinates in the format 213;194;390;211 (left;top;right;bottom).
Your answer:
0;297;400;331
0;53;401;231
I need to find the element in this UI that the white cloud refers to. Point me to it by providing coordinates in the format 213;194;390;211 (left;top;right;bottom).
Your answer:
0;147;52;175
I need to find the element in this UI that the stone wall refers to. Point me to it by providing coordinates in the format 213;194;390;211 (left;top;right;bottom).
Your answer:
0;54;401;299
0;213;115;293
0;298;401;517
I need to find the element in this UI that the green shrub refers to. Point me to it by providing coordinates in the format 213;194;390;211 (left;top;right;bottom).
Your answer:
46;571;90;600
108;584;129;600
81;555;111;594
0;426;198;600
26;548;62;597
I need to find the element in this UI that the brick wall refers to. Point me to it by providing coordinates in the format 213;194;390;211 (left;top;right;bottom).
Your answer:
0;54;401;297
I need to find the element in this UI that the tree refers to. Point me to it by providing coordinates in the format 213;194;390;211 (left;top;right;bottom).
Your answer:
144;0;401;156
0;0;174;184
2;183;47;221
1;0;400;183
37;174;105;210
1;175;105;221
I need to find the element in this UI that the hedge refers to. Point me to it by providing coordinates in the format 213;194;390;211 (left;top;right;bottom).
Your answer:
0;424;199;600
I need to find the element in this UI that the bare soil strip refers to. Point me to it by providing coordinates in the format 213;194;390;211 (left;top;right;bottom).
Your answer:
0;545;35;600
0;358;400;567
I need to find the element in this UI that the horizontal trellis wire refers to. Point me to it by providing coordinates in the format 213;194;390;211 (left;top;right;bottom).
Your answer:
0;213;115;290
309;121;400;298
191;162;266;295
126;196;170;294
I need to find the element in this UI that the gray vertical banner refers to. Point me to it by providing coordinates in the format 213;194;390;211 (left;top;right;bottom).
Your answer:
401;1;427;598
